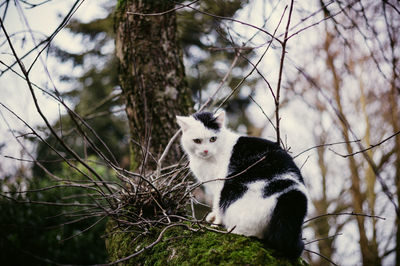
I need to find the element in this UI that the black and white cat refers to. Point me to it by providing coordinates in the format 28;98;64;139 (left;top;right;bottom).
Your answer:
176;110;308;259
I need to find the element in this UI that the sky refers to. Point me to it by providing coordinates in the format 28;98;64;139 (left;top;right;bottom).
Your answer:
0;0;109;174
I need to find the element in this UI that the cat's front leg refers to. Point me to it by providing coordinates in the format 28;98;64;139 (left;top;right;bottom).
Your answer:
206;192;222;226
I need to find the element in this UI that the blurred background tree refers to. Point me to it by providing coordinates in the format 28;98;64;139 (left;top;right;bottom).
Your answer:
286;1;399;264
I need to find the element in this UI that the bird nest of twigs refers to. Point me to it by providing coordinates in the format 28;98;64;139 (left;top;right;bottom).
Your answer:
112;160;202;232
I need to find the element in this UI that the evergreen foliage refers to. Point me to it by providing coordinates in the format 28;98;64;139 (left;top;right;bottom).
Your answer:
0;158;114;264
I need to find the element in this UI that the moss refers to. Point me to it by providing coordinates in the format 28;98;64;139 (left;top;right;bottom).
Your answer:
116;0;127;11
106;223;309;265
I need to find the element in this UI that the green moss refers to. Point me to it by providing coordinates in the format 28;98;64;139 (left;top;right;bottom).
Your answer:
116;0;127;11
106;223;308;265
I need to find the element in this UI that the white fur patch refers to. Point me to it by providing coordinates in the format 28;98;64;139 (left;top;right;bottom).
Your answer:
177;114;240;222
221;173;307;239
273;172;308;197
222;181;277;239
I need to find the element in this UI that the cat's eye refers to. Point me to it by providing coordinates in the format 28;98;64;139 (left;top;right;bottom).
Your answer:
193;139;202;144
210;136;217;143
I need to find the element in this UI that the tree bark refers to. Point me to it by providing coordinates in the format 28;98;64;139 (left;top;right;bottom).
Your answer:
115;0;193;170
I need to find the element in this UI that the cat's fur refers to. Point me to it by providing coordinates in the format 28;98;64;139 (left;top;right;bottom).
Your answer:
176;111;308;259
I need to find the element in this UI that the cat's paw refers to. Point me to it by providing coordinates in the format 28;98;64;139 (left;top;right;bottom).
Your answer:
205;212;216;223
212;215;222;227
206;211;222;227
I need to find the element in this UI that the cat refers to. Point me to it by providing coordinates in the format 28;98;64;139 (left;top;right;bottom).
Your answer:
176;110;308;259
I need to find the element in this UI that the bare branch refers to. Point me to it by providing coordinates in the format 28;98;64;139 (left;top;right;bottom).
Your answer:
304;212;386;224
275;0;294;146
304;248;338;266
127;0;200;16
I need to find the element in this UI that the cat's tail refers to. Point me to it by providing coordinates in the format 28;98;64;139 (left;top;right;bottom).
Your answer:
263;189;308;260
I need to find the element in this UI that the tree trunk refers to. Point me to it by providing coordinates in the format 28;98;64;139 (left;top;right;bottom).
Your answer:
388;54;400;266
115;0;193;171
324;30;381;265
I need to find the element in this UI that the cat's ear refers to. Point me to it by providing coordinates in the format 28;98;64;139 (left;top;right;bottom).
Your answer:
176;115;191;132
214;110;225;128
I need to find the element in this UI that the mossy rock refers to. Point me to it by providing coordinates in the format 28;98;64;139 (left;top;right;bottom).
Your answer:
106;224;309;265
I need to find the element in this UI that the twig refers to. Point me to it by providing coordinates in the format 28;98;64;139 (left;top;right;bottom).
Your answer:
286;0;356;40
303;212;386;224
61;215;108;242
127;0;200;16
275;0;294;146
183;3;282;45
18;0;52;9
0;193;98;207
294;139;361;159
249;95;276;132
157;129;182;175
331;130;400;158
216;33;278;111
304;248;338;266
215;2;286;117
304;233;343;245
198;52;240;112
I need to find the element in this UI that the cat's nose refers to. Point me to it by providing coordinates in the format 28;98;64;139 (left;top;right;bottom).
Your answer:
204;150;208;154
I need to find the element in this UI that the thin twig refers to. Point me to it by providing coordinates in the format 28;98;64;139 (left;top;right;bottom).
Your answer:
304;248;338;266
127;0;199;16
304;212;386;224
332;130;400;158
183;3;282;45
198;52;240;112
294;139;361;159
275;0;294;146
304;233;343;245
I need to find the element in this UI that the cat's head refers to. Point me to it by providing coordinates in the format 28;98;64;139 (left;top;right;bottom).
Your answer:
176;111;225;159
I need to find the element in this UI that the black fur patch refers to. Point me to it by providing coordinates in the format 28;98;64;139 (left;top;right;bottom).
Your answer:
263;190;308;259
192;112;220;131
263;179;296;198
219;136;304;212
217;135;307;259
219;183;248;212
227;137;303;184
